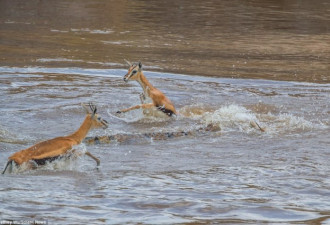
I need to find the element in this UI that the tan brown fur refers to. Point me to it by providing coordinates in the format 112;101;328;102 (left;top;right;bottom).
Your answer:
118;61;177;116
2;104;108;174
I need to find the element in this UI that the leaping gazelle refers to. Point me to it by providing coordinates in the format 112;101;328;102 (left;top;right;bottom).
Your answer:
2;103;108;174
117;60;177;117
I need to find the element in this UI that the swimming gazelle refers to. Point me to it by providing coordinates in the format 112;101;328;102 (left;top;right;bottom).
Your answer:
117;60;177;117
2;103;108;174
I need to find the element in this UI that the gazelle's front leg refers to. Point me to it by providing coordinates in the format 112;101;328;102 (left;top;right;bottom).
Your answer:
139;92;146;104
85;151;100;166
117;103;154;114
70;150;100;167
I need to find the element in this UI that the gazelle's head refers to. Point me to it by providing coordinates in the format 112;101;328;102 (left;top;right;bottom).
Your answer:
82;103;108;129
123;59;142;82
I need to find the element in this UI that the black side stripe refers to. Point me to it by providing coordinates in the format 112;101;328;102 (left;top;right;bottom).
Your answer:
156;106;174;116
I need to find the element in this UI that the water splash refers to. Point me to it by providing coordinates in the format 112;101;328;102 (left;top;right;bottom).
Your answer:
261;112;325;135
201;104;260;133
105;103;323;137
6;144;89;174
179;104;214;119
199;104;326;135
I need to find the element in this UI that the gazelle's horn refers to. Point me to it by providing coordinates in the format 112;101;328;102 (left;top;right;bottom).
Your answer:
124;59;132;66
88;102;97;116
81;102;96;115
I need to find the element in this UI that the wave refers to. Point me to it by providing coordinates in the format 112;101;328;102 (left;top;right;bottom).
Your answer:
103;103;326;138
199;104;326;135
110;103;326;134
201;104;261;133
0;125;30;145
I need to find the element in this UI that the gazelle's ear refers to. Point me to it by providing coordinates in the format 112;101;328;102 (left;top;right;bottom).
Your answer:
138;62;142;71
92;106;97;115
81;103;90;114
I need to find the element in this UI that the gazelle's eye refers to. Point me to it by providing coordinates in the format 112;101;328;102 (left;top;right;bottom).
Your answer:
97;117;101;120
132;70;137;74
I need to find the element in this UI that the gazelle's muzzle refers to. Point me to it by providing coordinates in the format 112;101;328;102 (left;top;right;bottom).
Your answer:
123;73;130;82
101;119;109;129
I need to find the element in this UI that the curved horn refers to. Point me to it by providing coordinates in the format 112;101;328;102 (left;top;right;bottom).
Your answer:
124;59;132;66
88;103;97;116
81;103;97;115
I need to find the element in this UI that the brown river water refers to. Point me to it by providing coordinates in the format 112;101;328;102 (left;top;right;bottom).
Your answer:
0;0;329;224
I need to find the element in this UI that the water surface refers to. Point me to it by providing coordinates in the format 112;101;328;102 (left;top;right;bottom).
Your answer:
0;0;330;224
0;0;329;82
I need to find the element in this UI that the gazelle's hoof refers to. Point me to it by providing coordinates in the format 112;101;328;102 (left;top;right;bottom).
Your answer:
116;111;122;114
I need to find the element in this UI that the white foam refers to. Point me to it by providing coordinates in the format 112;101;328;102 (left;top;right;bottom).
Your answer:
199;104;325;135
261;112;321;135
202;104;259;132
8;144;88;174
178;104;212;119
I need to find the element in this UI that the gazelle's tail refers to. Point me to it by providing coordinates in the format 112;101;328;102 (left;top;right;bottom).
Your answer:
2;160;13;174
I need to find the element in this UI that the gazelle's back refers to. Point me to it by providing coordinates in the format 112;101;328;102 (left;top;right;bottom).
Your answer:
9;136;76;165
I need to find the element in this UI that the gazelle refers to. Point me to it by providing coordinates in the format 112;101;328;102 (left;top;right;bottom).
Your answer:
117;60;177;117
2;103;108;174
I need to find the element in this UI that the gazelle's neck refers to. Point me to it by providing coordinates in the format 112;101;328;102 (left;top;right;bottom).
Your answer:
137;72;154;94
67;115;92;144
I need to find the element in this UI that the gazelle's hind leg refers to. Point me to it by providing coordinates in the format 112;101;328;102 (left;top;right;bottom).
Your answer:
250;121;265;132
139;93;146;104
14;160;38;173
27;160;38;170
9;161;13;173
2;160;13;174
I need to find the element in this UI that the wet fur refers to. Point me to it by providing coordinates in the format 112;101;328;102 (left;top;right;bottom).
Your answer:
2;104;107;174
119;61;177;116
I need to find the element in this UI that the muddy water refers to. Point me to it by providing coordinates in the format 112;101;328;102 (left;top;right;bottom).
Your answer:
1;0;330;83
0;0;330;224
